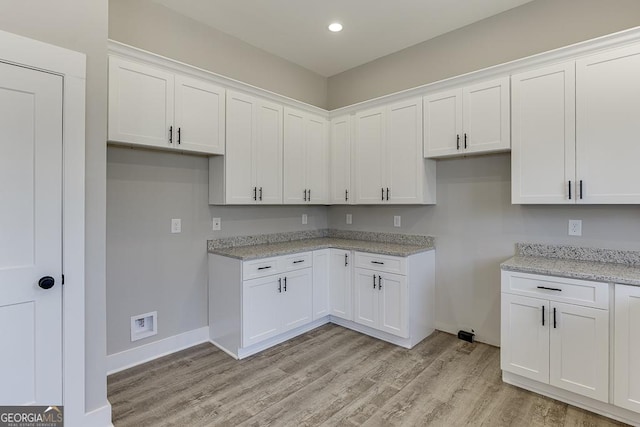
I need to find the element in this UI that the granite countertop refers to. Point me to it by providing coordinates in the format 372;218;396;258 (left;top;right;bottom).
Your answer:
501;243;640;286
208;230;435;260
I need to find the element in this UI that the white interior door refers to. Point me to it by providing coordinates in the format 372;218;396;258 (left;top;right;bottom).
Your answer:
0;61;63;405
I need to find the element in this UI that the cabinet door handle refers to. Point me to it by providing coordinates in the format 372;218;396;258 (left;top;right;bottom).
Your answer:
537;286;562;292
169;126;173;143
308;189;311;201
177;127;181;144
456;134;460;150
553;307;557;329
371;261;384;265
378;275;382;290
345;253;348;267
464;133;468;149
304;189;307;201
259;187;263;201
253;186;258;201
381;188;384;201
542;305;545;326
373;274;376;289
579;180;583;200
568;181;572;200
258;266;272;270
345;189;348;202
293;260;305;264
386;188;389;201
278;278;282;293
283;276;287;292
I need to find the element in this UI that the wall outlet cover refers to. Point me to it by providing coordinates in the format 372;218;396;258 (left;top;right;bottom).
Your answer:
131;311;158;342
394;216;401;227
346;214;353;225
302;214;308;225
171;218;181;233
212;217;221;231
568;219;582;236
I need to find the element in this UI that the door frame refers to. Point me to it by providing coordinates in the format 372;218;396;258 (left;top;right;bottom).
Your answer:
0;30;90;424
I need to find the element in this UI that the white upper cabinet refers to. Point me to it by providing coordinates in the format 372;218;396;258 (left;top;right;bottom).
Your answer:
108;56;174;149
209;91;282;205
330;115;352;204
424;77;510;158
174;75;225;154
511;62;576;204
283;107;329;205
576;44;640;204
108;56;225;155
355;98;436;205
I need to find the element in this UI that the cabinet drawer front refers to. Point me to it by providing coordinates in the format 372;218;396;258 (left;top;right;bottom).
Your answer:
282;252;313;272
243;257;281;280
355;252;407;275
501;271;608;309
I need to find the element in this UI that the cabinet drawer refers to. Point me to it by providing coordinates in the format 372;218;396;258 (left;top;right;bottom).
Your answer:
355;252;407;275
501;271;608;309
282;252;313;272
243;256;281;280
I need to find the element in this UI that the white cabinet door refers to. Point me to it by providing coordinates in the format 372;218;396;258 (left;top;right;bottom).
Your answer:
330;115;352;204
615;284;640;413
378;272;408;338
463;77;510;155
355;108;386;204
386;98;423;204
576;44;640;204
283;108;306;204
549;302;609;402
225;91;256;204
354;268;378;329
108;56;174;149
242;275;282;347
500;294;550;383
511;63;576;204
255;100;283;204
423;88;462;158
329;249;352;320
281;268;313;331
174;75;225;155
306;115;329;204
312;250;330;320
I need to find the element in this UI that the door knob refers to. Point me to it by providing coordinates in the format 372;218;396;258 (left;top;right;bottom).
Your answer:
38;276;55;290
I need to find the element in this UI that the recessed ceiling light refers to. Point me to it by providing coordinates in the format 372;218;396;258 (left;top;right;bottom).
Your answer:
328;23;343;32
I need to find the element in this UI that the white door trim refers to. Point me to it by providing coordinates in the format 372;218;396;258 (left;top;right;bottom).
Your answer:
0;30;102;425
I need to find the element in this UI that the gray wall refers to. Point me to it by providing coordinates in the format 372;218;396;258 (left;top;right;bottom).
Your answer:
0;0;109;413
109;0;328;109
328;0;640;108
328;154;640;345
106;147;327;354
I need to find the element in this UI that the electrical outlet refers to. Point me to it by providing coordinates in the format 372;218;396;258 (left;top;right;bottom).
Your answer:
171;218;181;233
346;214;352;225
568;219;582;236
212;218;221;231
302;214;308;225
394;216;401;227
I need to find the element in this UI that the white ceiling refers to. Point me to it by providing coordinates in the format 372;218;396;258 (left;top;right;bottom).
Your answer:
151;0;535;77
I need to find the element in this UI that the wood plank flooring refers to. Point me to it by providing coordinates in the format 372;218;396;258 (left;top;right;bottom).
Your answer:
108;325;627;426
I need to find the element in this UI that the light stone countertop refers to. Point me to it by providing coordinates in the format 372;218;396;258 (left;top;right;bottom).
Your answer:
501;254;640;286
208;237;434;260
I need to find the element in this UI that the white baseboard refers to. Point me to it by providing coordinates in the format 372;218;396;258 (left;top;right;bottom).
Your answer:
107;326;210;375
434;321;500;347
81;402;113;427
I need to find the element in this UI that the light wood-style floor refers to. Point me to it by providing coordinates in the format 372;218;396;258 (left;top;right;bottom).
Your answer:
108;324;627;426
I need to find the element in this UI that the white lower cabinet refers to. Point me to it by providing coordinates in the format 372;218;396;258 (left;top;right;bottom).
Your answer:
328;249;352;320
614;284;640;414
242;275;284;347
354;269;408;337
501;271;609;404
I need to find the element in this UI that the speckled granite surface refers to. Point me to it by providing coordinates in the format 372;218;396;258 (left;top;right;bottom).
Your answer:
502;243;640;286
207;229;435;260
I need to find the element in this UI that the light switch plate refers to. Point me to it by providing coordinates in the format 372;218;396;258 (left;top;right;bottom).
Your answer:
302;214;308;225
171;218;181;233
394;216;401;228
212;218;221;231
346;214;352;225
